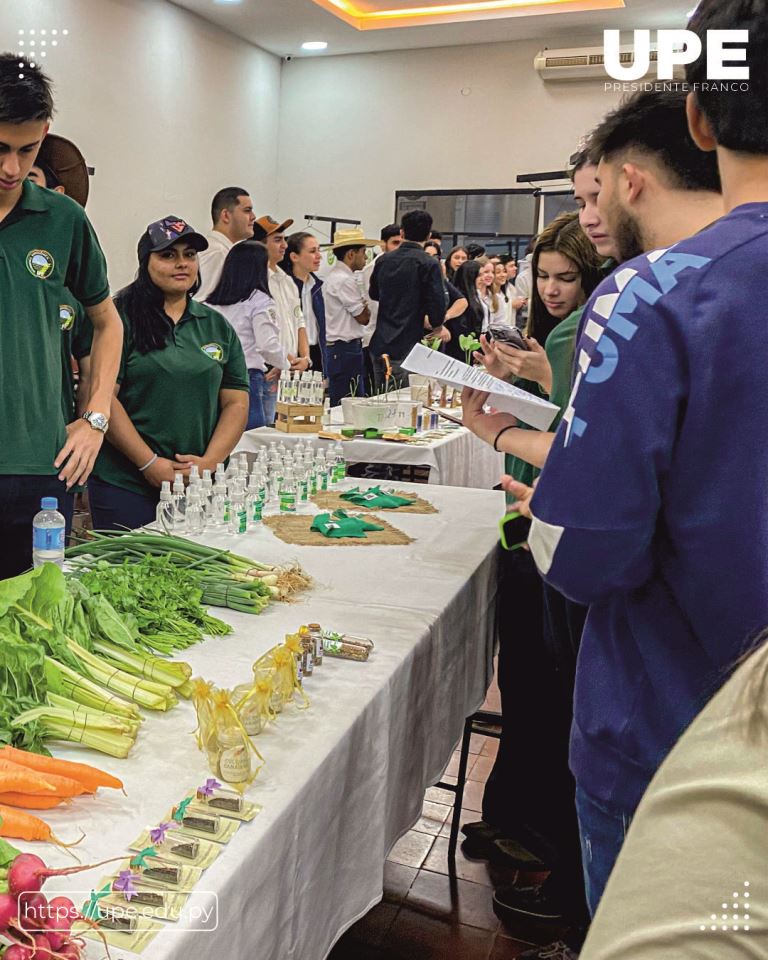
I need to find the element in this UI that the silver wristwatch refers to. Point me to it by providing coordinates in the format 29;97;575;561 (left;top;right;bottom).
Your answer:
82;411;109;433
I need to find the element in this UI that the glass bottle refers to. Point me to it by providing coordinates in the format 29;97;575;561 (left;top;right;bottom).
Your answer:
279;469;297;514
155;481;173;531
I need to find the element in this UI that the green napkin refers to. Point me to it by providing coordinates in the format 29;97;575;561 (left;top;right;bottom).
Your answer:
310;510;386;539
340;486;416;509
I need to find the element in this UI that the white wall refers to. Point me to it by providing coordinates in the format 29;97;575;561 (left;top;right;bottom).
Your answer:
276;39;623;239
2;0;281;287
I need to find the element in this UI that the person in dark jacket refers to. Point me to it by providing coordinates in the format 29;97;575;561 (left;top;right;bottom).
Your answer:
368;210;446;389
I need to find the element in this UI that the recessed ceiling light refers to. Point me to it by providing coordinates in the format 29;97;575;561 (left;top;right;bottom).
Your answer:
301;41;328;51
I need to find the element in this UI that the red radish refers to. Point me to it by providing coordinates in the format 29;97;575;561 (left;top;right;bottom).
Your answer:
17;890;47;930
43;895;76;941
44;931;66;951
0;890;19;931
57;944;81;960
8;852;129;897
3;945;33;960
31;932;53;960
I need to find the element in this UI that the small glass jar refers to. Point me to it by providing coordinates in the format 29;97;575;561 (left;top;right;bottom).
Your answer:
217;726;251;783
308;623;323;666
233;683;265;736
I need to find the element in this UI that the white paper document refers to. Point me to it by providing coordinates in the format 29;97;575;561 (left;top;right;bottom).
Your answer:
402;344;559;431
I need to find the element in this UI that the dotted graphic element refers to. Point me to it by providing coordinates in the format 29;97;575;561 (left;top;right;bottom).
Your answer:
16;27;69;76
703;883;753;934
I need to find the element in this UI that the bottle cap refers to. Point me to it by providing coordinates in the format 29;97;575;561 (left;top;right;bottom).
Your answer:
40;497;58;511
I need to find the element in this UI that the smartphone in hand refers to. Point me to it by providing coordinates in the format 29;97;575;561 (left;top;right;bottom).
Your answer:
488;324;530;351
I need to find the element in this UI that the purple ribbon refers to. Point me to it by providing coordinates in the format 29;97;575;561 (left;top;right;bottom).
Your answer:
198;777;222;798
150;822;173;845
113;870;139;902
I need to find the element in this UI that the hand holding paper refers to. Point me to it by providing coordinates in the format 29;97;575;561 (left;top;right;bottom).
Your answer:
402;343;558;431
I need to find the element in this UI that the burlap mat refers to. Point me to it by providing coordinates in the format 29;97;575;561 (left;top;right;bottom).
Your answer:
263;513;414;546
311;490;437;515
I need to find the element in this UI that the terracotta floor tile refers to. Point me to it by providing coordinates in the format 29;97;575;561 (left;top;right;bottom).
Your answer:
469;755;495;783
469;733;487;755
388;830;435;869
386;906;494;960
445;750;478;779
382;861;418;904
480;737;500;758
423;836;494;887
462;779;487;812
405;870;500;932
342;901;400;947
414;800;453;836
425;785;457;806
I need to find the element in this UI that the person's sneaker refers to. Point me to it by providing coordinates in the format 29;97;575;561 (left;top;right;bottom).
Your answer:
493;885;563;922
518;941;579;959
461;820;499;840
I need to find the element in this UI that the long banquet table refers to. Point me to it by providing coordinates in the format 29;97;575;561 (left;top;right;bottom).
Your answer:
34;480;505;960
234;391;505;489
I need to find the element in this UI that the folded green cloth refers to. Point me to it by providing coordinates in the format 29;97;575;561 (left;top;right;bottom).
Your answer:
340;486;416;509
310;510;386;539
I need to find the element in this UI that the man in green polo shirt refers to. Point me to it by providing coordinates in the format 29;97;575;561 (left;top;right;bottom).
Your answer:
0;53;123;577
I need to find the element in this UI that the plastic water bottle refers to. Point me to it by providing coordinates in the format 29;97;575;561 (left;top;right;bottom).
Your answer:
315;451;329;491
185;489;205;535
246;476;263;529
279;470;297;513
210;477;227;527
333;443;347;483
229;481;247;535
156;481;173;531
32;497;66;568
171;473;186;531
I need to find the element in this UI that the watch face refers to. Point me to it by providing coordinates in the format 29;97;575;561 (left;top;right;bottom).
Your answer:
87;413;109;432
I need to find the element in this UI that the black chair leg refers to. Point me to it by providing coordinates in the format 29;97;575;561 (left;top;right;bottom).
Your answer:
447;717;474;864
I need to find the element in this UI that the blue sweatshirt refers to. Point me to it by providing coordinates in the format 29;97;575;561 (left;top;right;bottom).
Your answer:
529;203;768;812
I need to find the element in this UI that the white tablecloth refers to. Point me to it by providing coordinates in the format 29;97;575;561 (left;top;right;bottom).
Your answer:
32;481;504;960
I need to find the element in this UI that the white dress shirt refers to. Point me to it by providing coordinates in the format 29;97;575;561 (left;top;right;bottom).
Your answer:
195;231;233;302
323;262;367;343
300;277;319;346
269;265;305;357
206;291;288;373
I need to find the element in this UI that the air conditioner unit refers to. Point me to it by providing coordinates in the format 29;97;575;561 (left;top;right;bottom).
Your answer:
534;45;685;82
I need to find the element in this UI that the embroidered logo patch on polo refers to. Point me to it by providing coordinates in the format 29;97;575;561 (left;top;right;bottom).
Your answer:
201;342;224;362
26;249;55;279
59;304;76;331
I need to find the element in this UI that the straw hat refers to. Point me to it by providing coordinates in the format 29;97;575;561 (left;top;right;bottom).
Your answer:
324;227;379;250
36;134;90;208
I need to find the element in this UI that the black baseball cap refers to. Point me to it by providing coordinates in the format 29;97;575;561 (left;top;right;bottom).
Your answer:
138;216;208;260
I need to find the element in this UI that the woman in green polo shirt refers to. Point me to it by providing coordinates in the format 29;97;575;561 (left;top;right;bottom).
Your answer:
86;217;249;530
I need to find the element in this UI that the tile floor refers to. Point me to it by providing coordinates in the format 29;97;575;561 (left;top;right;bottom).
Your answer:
328;681;563;959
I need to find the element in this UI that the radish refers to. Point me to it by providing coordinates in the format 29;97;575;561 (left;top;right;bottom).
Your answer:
30;932;53;960
17;891;47;930
56;944;81;960
8;852;129;897
43;895;76;942
3;945;33;960
0;891;19;932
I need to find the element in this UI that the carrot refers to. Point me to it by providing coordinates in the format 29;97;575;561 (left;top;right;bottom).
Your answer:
0;764;87;798
0;792;68;810
0;761;57;796
0;804;56;842
0;745;124;792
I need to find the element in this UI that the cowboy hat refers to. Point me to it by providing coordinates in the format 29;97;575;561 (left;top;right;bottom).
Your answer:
36;133;90;208
323;227;379;250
